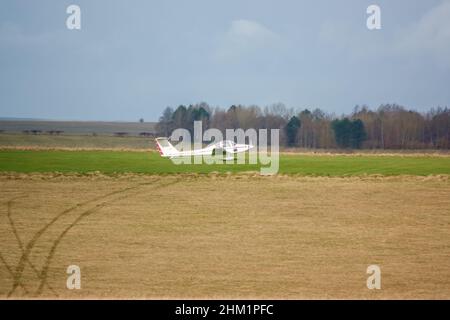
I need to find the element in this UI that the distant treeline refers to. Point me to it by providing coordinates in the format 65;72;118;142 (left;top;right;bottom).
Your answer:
156;103;450;149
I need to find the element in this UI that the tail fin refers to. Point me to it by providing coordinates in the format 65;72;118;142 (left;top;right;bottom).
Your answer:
155;137;179;157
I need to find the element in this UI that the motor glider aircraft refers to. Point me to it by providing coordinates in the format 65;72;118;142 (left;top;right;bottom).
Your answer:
155;137;254;161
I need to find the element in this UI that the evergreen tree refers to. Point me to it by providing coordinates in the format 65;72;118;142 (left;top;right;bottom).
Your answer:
350;119;366;149
285;116;301;147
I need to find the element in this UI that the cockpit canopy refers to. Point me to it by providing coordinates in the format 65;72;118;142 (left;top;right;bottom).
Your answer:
222;140;236;148
210;140;236;148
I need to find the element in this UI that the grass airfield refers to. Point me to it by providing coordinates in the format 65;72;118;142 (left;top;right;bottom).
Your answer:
1;144;450;299
1;149;450;175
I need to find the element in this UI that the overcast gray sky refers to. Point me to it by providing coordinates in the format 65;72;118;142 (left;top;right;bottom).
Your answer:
1;0;449;121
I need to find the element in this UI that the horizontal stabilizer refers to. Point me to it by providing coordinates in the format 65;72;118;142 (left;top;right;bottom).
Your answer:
155;137;180;157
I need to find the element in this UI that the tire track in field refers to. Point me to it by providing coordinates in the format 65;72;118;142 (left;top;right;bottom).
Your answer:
0;253;29;295
0;196;30;295
7;177;164;297
4;196;58;296
35;178;180;295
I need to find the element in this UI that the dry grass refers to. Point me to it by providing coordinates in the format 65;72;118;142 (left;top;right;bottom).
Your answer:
282;147;450;156
3;146;450;158
281;151;450;158
0;133;156;150
1;174;450;299
0;146;153;152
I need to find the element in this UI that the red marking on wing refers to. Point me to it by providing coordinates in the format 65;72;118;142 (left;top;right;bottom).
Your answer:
155;141;163;155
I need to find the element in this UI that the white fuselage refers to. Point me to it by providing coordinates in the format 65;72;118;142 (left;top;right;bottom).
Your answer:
155;138;253;159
